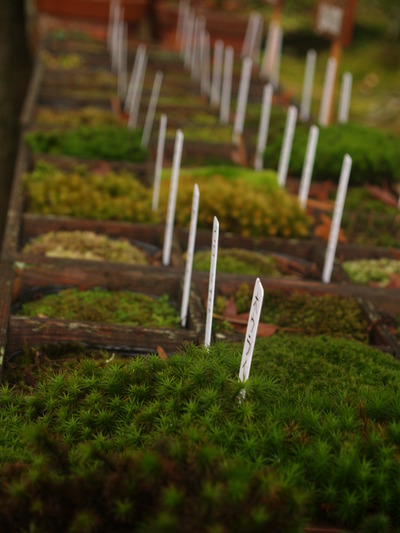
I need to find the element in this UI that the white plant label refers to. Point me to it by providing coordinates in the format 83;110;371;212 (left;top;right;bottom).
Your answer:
118;22;128;100
220;46;234;124
184;10;195;69
176;0;186;45
162;130;184;266
201;30;211;97
338;72;352;124
107;0;117;51
319;56;337;127
299;49;317;122
261;21;280;81
254;83;273;171
210;39;224;107
233;57;253;142
111;1;121;73
141;71;163;149
316;3;344;38
241;12;255;58
298;125;319;209
128;53;147;129
271;26;283;88
152;114;167;211
322;154;352;284
277;105;298;187
204;217;219;348
179;2;190;56
125;44;146;112
180;184;200;328
239;278;264;384
191;17;200;80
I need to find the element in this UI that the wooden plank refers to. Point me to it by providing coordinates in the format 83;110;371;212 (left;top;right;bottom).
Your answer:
20;53;44;129
0;263;16;376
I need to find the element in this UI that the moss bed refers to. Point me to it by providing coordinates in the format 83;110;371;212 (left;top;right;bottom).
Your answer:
34;107;123;129
21;231;149;265
16;288;180;329
214;285;369;343
342;258;400;287
1;337;400;531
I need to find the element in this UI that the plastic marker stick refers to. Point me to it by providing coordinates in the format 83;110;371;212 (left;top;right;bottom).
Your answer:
254;83;273;171
298;125;319;209
322;155;352;284
253;15;263;66
220;46;234;124
162;130;184;266
300;49;317;122
179;3;190;57
238;278;264;389
233;57;253;142
107;0;117;51
180;184;200;327
204;216;219;348
201;31;211;97
152;114;167;211
277;105;298;187
319;57;337;126
184;10;195;69
271;26;283;88
338;72;352;124
210;40;224;107
141;71;163;149
128;52;147;129
118;21;128;100
125;44;146;112
176;0;186;44
111;1;121;73
241;12;255;58
261;21;280;80
191;17;200;80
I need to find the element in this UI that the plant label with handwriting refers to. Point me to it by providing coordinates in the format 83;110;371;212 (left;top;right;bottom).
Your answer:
181;184;200;327
204;217;219;347
239;278;264;385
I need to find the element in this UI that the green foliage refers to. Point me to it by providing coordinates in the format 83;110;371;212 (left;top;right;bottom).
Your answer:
25;125;147;162
2;337;400;529
23;161;155;222
193;248;283;276
215;284;369;342
22;230;149;264
342;258;400;286
17;288;180;328
264;123;400;185
35;107;122;128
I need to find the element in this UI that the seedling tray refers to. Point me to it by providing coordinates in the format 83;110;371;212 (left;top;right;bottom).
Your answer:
6;262;204;358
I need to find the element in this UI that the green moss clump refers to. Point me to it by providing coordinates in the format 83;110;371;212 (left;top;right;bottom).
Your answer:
17;288;180;328
264;123;400;185
193;248;283;276
22;231;148;265
1;337;400;529
215;284;369;342
342;258;400;287
159;167;310;239
41;50;82;69
25;125;147;162
23;161;155;223
35;107;122;129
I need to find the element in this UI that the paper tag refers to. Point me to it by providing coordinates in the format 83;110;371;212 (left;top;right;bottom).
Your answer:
239;278;264;383
152;114;167;211
277;105;298;187
322;154;352;283
319;56;337;127
210;40;224;107
162;130;184;266
338;72;352;124
254;83;273;171
204;217;219;347
298;125;319;209
299;49;317;122
233;57;253;142
219;46;234;124
128;50;147;129
180;184;200;327
141;71;163;149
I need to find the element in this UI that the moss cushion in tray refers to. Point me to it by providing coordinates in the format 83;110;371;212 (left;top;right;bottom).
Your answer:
16;288;180;328
24;162;311;239
35;107;123;129
2;337;400;531
25;125;147;162
342;258;400;287
21;231;148;265
264;122;400;185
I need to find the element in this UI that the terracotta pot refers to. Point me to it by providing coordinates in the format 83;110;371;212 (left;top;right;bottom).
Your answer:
35;0;148;23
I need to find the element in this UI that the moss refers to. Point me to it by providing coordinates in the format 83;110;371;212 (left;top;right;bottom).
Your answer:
16;288;180;328
25;125;147;162
22;231;148;265
41;50;82;69
342;258;400;287
215;284;369;343
35;107;122;129
193;248;283;276
23;161;155;223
